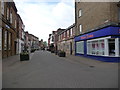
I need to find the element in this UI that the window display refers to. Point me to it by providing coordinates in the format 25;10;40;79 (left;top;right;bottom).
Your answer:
87;39;105;56
76;41;84;54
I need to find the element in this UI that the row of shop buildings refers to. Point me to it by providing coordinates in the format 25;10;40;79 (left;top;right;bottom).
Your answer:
48;1;120;62
0;1;39;59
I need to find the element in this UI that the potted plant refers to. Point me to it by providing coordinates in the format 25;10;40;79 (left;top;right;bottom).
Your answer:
58;50;66;57
31;49;36;53
20;51;29;61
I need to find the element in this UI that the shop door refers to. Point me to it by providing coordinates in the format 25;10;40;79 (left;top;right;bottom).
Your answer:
108;39;115;56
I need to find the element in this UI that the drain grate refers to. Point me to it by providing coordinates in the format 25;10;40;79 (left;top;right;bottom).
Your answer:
89;66;95;68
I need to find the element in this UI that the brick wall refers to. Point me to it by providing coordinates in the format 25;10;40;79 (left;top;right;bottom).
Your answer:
75;2;119;36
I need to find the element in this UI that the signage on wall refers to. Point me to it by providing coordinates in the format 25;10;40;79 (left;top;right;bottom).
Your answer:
75;26;120;41
80;34;94;39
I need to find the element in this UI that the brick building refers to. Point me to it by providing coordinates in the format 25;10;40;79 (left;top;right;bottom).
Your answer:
1;1;18;58
74;1;120;62
17;14;25;54
28;34;39;50
54;28;64;53
64;24;75;55
57;24;75;56
24;31;30;51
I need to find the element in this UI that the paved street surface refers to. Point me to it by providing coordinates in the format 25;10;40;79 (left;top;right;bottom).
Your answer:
2;51;119;88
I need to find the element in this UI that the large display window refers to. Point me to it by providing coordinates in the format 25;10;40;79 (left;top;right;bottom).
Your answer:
87;38;120;57
87;39;105;56
76;41;84;54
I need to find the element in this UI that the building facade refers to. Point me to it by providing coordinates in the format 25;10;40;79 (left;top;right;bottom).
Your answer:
54;28;63;53
28;34;39;50
17;14;25;54
75;1;120;62
64;24;75;55
57;24;75;56
2;1;18;58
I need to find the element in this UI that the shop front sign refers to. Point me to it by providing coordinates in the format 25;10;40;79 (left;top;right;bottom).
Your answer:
75;26;120;41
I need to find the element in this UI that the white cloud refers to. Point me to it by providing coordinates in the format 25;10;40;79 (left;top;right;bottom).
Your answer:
14;0;75;42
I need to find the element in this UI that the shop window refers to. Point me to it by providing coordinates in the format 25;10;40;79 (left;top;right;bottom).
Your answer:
108;39;115;56
99;40;105;55
76;41;84;54
87;40;105;56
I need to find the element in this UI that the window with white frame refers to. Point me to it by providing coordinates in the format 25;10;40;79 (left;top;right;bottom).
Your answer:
70;28;73;36
4;31;7;50
0;28;2;50
22;31;24;39
1;0;4;15
87;40;105;56
79;9;82;17
7;8;9;20
79;24;82;34
76;41;84;54
10;11;12;24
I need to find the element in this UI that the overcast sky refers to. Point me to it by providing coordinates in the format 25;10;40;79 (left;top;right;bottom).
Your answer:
14;0;75;42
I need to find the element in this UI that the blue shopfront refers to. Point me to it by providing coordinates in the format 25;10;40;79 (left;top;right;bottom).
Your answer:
74;25;120;62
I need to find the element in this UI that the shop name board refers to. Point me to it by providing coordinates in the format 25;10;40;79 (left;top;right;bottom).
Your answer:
75;26;120;41
80;34;94;39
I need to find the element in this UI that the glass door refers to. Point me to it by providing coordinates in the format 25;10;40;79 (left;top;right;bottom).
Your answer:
108;39;115;56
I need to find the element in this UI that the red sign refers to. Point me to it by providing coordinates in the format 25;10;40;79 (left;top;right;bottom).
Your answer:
80;34;94;39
